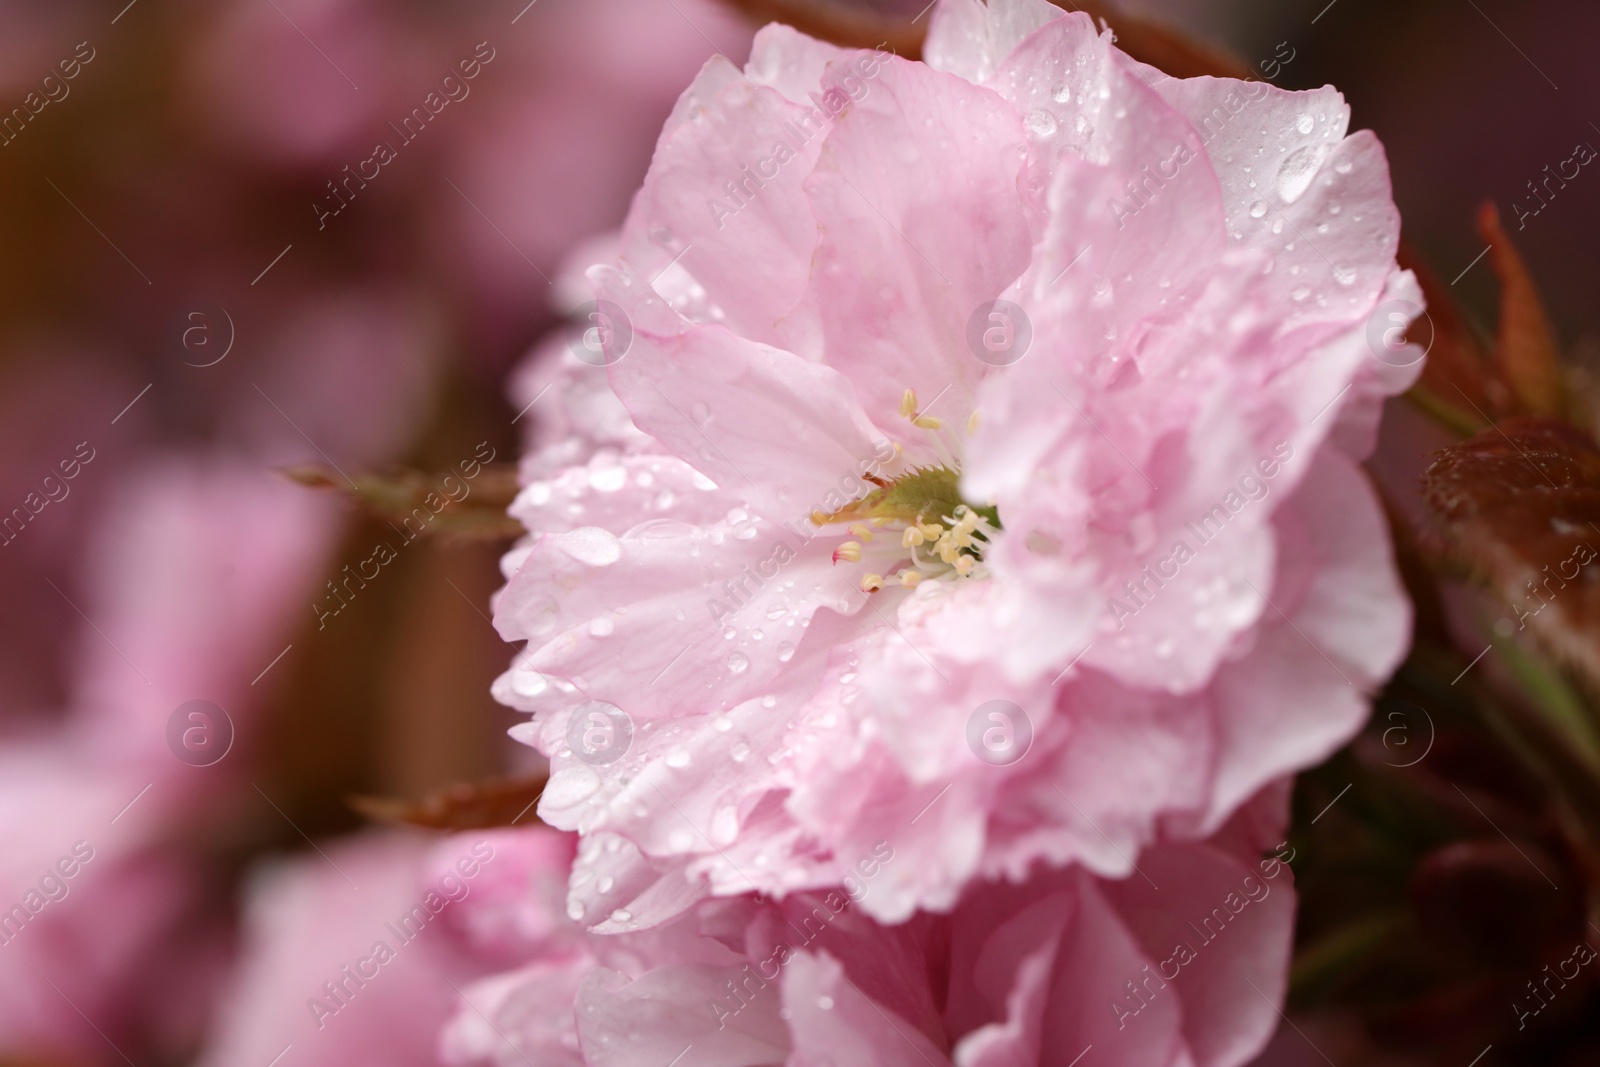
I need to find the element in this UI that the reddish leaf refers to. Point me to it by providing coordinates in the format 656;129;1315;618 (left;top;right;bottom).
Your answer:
1423;418;1600;685
282;464;523;540
350;773;549;830
1401;240;1502;430
1480;201;1566;418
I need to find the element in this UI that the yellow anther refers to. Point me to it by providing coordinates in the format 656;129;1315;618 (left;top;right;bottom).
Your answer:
954;555;976;577
912;415;943;430
899;570;923;589
902;527;926;548
860;573;884;592
849;524;874;542
967;410;980;435
899;389;918;418
834;541;862;563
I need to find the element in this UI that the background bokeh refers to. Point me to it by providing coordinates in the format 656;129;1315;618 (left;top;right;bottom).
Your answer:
0;1;1593;1064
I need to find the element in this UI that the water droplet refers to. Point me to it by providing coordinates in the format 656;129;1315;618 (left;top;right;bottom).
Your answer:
731;741;751;761
567;900;585;920
1333;157;1353;175
588;465;627;492
727;651;750;674
1052;83;1072;103
1291;285;1312;302
1025;108;1058;136
1334;266;1356;286
1248;200;1268;219
818;995;835;1010
690;401;711;425
588;616;615;637
609;908;632;924
711;805;739;844
713;715;733;732
560;528;623;567
666;747;691;768
776;642;796;663
1295;113;1314;135
1276;144;1326;203
596;875;614;893
511;671;549;698
521;595;561;638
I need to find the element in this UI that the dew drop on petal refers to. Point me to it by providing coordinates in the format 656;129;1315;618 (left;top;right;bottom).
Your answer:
511;670;549;698
727;651;750;674
1025;108;1057;136
1276;144;1326;203
560;527;623;566
588;466;627;492
1248;200;1268;219
776;642;795;663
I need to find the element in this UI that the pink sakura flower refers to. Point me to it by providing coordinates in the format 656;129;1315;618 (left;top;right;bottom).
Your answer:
0;458;333;1064
493;0;1419;927
445;802;1296;1067
196;830;562;1067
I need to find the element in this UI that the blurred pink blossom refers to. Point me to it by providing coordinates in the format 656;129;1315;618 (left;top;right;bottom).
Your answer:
0;456;334;1064
196;829;566;1067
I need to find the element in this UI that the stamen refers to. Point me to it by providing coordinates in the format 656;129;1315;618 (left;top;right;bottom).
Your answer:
898;389;918;418
833;541;862;564
861;573;884;592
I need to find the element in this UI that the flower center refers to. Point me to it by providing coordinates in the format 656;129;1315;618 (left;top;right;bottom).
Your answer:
815;390;1000;593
